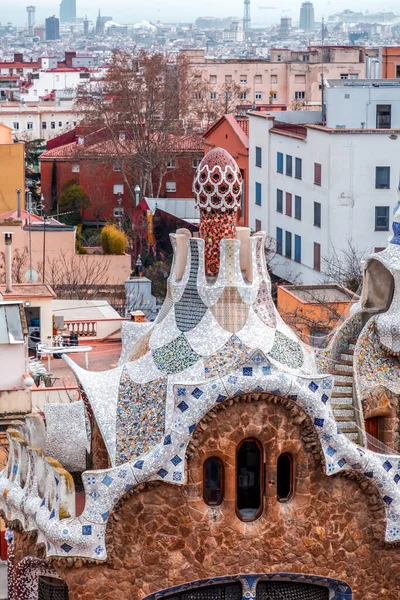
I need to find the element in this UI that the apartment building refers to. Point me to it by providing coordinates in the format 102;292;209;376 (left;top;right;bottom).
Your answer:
248;100;400;283
183;46;368;108
0;101;78;140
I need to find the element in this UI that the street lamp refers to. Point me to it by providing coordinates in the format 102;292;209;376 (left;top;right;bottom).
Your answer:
134;184;141;207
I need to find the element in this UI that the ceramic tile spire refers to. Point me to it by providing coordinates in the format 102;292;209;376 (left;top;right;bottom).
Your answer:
193;148;242;276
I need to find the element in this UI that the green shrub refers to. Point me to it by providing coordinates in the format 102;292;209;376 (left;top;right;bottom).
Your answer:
100;224;127;255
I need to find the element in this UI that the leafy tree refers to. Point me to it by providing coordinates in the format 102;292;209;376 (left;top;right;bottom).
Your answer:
59;181;90;225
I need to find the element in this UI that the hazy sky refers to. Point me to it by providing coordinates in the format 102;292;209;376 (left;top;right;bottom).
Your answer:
2;0;399;27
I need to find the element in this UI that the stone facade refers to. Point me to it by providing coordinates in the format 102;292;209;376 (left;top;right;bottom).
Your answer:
11;397;399;600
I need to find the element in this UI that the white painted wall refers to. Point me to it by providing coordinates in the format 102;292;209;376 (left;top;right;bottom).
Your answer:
0;103;78;139
326;81;400;129
249;113;400;284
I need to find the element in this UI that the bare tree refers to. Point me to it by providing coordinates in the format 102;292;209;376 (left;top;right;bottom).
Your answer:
76;48;202;200
191;76;249;129
40;252;112;300
0;247;29;283
321;242;366;293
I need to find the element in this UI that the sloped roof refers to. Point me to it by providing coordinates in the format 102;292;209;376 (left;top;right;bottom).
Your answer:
204;114;249;150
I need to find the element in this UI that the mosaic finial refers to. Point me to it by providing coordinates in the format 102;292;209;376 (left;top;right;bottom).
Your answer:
193;148;242;276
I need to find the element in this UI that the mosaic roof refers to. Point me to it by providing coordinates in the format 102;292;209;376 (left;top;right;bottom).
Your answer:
2;148;400;561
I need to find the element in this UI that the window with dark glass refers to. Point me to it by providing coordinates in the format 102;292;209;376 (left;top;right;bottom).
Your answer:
314;162;321;186
277;152;283;173
286;154;292;176
285;192;292;216
376;104;391;129
236;439;263;520
294;235;301;263
203;457;224;505
295;157;302;179
285;231;292;259
314;242;321;271
255;219;262;232
276;189;283;213
255;182;262;205
295;195;301;219
276;227;283;255
376;166;390;189
314;202;321;227
255;146;262;167
277;453;293;501
375;206;390;231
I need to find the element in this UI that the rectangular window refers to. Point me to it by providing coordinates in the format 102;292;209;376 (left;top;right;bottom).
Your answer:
276;189;283;213
349;73;359;79
240;76;247;84
113;163;122;171
376;105;391;129
294;234;301;262
113;206;124;217
396;65;400;78
285;192;292;216
166;181;177;193
375;206;390;231
277;152;283;173
295;74;306;84
255;146;262;167
210;75;217;84
113;184;124;194
255;92;262;100
285;231;292;258
225;75;232;83
50;121;55;129
255;74;262;84
340;73;348;79
314;162;321;186
276;227;283;255
271;74;278;84
167;159;176;168
295;195;301;220
0;304;24;344
240;92;247;100
376;166;390;189
255;219;262;231
255;182;262;206
12;122;19;130
286;155;292;176
210;92;217;100
71;163;80;173
295;91;305;100
42;121;47;129
27;122;33;130
270;91;277;100
295;157;302;179
314;202;321;227
314;242;321;271
58;121;62;127
192;158;201;168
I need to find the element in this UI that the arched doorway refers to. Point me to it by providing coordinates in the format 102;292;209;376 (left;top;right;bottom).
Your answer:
144;575;352;600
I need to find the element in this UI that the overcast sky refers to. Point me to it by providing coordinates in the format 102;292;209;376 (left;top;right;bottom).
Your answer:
2;0;399;27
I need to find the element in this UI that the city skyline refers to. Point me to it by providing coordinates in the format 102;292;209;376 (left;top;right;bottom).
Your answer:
2;0;400;27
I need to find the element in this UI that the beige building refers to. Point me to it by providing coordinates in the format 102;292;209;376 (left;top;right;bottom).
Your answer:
184;46;369;108
0;101;78;140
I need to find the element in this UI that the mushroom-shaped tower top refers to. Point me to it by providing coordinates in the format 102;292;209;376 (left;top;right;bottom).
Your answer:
193;147;242;213
193;148;243;276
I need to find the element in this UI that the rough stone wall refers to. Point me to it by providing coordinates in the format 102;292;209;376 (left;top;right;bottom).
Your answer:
13;398;400;599
362;388;400;453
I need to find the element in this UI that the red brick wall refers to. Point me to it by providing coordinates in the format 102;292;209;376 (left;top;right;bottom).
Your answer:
16;396;396;600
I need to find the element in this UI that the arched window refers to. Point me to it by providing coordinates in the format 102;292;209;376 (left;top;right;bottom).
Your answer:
277;453;293;502
203;457;224;506
236;439;263;521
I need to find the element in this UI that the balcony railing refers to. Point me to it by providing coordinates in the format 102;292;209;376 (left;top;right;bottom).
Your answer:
66;321;97;337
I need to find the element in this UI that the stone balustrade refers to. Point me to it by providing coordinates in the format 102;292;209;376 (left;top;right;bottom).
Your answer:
66;321;97;337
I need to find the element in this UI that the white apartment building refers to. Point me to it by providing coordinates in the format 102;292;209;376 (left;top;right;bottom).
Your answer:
0;102;78;140
249;112;400;284
326;79;400;129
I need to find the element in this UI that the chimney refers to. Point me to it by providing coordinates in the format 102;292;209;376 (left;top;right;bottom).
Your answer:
4;232;13;293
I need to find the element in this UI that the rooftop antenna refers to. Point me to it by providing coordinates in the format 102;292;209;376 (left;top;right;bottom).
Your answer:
244;0;251;31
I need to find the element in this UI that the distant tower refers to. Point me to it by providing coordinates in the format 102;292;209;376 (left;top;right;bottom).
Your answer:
83;14;89;35
243;0;251;31
26;5;35;36
95;10;104;36
45;15;60;40
60;0;76;23
299;1;315;32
